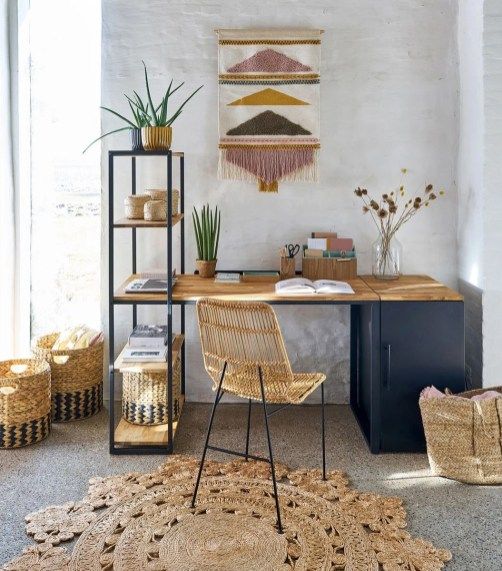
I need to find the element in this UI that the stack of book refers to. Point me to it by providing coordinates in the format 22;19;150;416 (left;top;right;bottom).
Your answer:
121;325;168;362
303;232;356;259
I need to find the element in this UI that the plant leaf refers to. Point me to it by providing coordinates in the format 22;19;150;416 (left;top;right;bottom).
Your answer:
142;60;158;125
165;84;203;126
100;106;137;127
83;126;132;153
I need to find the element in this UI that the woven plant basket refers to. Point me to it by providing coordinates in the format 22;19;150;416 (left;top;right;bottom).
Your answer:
124;195;149;219
144;199;167;221
32;333;104;422
122;353;181;425
144;189;180;214
420;386;502;484
0;359;51;448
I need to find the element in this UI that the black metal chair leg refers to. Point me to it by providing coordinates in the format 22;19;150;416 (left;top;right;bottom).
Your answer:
245;398;252;460
321;382;326;480
191;362;227;508
258;367;283;533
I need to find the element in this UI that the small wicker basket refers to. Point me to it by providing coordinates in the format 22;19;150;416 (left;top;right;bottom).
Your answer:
145;189;179;215
144;199;167;221
420;386;502;484
122;350;181;425
0;359;51;448
32;333;104;422
125;195;149;219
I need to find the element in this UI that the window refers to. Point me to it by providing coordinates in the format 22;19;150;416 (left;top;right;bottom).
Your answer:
28;0;101;337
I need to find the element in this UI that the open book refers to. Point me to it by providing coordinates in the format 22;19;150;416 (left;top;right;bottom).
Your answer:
275;277;355;295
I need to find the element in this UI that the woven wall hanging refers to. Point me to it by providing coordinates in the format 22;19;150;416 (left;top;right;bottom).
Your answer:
218;28;321;192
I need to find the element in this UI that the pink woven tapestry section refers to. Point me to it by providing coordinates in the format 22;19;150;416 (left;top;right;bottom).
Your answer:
225;147;315;184
228;49;312;73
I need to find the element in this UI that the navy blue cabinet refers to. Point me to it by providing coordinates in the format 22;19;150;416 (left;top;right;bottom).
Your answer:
351;300;465;453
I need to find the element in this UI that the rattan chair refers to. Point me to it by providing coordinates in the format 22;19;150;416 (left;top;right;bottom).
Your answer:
192;298;328;532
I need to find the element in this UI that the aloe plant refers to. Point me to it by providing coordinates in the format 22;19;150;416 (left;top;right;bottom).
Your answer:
192;205;221;261
83;91;151;153
84;61;203;152
142;61;203;127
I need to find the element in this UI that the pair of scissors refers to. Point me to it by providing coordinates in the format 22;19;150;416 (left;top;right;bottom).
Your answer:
285;244;300;258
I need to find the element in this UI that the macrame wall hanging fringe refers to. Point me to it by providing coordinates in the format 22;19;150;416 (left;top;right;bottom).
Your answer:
218;29;321;192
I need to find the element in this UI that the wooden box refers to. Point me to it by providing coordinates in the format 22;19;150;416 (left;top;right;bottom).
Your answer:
302;257;357;280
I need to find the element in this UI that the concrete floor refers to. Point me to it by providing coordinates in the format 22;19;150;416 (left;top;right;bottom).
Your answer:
0;403;500;569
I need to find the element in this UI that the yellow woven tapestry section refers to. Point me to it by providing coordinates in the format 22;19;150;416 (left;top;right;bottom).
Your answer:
219;39;321;45
228;88;308;106
219;73;319;81
219;143;321;150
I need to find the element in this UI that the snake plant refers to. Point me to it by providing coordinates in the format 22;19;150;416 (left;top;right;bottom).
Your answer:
192;205;221;261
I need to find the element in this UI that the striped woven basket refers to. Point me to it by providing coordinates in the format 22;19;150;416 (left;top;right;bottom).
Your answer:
32;333;104;422
122;354;181;425
420;386;502;484
0;359;51;448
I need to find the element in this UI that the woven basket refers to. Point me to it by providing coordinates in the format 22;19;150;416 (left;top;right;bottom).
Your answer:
420;386;502;484
32;333;104;422
144;189;179;214
122;352;181;425
144;199;167;221
125;195;149;219
0;359;51;448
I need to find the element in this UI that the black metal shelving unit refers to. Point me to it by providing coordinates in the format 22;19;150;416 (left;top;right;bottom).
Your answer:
108;149;185;455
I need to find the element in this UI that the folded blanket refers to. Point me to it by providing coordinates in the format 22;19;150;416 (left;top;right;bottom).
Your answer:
52;326;103;350
420;385;501;401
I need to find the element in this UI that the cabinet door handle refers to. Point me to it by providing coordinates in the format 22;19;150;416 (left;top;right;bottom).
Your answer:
383;344;391;389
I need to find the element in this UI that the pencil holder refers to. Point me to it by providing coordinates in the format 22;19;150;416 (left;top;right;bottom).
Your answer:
280;256;296;279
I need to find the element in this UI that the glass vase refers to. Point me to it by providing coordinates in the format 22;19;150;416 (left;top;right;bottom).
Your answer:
372;236;402;280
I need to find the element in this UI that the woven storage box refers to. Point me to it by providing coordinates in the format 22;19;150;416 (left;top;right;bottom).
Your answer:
122;351;181;425
0;359;51;448
420;386;502;484
32;333;103;422
302;256;357;280
144;199;167;221
144;189;179;214
124;195;149;219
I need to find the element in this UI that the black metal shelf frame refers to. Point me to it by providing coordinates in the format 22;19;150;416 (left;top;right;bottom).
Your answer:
108;150;185;455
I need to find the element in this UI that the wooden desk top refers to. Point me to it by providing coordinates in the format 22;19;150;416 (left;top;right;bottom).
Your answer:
115;274;379;303
114;274;462;304
361;275;463;301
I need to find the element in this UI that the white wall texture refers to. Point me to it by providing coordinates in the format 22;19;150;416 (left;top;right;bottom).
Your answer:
481;0;502;388
101;0;459;402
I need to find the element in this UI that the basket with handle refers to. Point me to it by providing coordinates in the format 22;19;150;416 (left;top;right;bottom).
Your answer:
419;386;502;484
32;333;104;422
0;359;51;448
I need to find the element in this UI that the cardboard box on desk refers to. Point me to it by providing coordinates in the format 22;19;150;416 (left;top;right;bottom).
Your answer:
302;254;357;280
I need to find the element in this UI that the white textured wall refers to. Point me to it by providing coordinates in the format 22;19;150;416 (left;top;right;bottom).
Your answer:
101;0;459;402
457;0;484;288
482;0;502;388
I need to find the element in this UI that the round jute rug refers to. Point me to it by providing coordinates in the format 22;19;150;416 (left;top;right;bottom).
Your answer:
3;455;452;571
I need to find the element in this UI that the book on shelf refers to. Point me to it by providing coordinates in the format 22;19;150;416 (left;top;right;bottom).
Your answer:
275;277;354;295
242;270;280;276
121;346;168;362
214;272;241;283
128;325;167;347
125;271;176;293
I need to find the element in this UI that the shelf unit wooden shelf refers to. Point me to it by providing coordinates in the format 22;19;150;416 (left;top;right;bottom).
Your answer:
114;214;184;228
114;334;184;373
108;149;185;455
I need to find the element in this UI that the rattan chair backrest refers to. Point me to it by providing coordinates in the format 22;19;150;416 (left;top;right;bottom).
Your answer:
196;298;293;398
